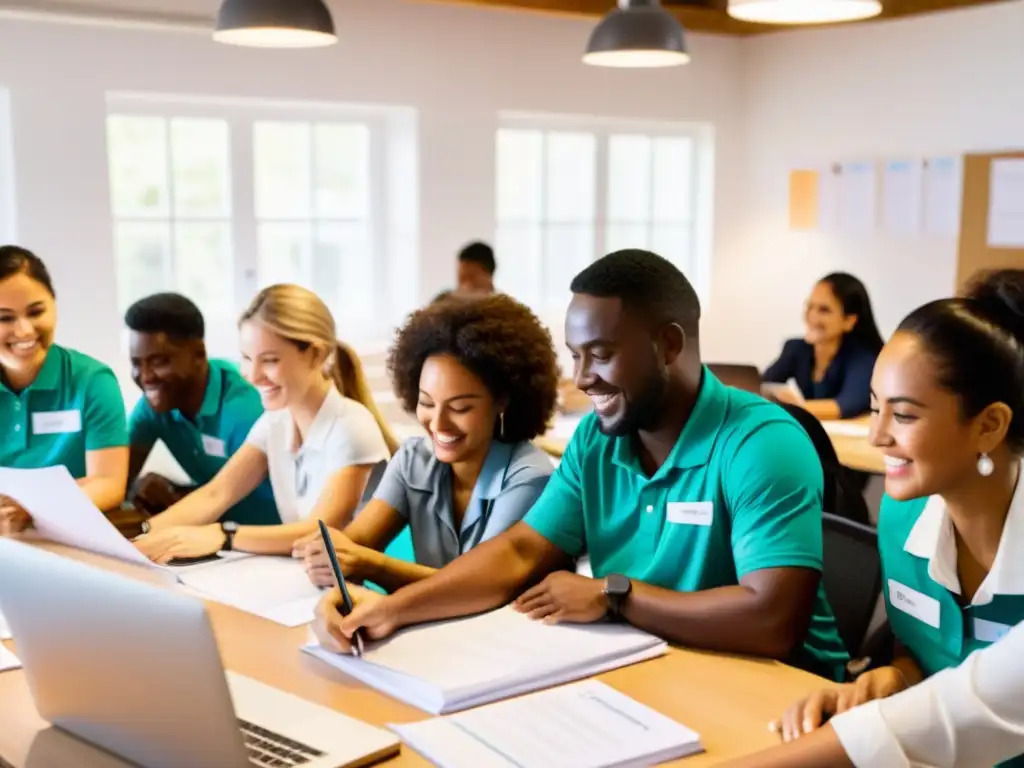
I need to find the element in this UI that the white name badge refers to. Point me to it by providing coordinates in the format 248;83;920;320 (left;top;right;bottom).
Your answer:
888;579;941;629
667;502;713;527
974;617;1013;644
31;409;82;435
201;434;226;458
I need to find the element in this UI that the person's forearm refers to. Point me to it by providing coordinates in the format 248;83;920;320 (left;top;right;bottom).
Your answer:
362;553;438;593
234;520;320;555
721;725;854;768
77;476;127;513
148;485;228;530
802;399;843;421
622;582;805;658
892;652;925;688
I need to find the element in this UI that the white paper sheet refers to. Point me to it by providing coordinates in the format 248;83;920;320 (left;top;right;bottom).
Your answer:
987;159;1024;247
882;159;923;235
0;644;20;672
177;556;323;627
0;608;11;640
923;156;962;237
838;161;877;234
761;378;804;404
821;420;871;438
390;680;703;768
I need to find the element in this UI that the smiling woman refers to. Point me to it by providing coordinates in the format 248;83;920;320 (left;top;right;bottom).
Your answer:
0;245;130;534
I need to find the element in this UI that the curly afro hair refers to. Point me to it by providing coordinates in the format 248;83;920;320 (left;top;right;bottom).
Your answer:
387;294;559;443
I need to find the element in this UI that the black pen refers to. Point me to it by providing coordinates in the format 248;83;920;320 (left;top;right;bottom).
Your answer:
317;520;365;657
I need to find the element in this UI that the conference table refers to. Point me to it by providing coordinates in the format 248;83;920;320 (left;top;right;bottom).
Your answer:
0;540;830;767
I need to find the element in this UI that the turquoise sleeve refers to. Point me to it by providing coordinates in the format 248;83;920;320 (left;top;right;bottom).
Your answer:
84;369;129;450
127;395;159;448
523;420;589;559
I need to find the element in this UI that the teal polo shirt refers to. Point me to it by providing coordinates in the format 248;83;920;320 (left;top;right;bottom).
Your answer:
0;344;128;478
879;472;1024;768
524;368;849;681
128;359;278;525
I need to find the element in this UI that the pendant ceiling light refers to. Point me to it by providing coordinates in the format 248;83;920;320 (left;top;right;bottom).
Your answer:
213;0;337;48
727;0;881;24
583;0;689;68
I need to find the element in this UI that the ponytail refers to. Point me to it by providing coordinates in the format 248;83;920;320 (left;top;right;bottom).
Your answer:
329;341;400;456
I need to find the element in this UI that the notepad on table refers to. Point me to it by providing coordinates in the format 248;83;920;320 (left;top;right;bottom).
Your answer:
303;605;667;714
391;680;703;768
0;645;20;673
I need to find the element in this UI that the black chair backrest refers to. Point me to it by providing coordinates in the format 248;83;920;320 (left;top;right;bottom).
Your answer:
707;363;762;394
821;512;882;662
779;403;871;526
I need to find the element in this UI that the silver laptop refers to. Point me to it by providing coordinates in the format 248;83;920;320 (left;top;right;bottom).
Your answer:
0;540;400;768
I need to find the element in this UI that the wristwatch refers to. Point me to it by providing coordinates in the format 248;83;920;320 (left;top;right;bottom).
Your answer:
603;574;632;621
139;520;151;535
220;521;240;552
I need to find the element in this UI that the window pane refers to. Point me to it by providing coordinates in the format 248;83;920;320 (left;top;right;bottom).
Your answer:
254;122;311;219
316;222;373;331
545;132;596;223
496;129;542;221
652;137;694;223
314;123;370;219
171;119;231;218
106;115;169;218
173;222;234;326
257;222;312;289
543;224;595;312
607;135;652;223
605;224;650;254
114;222;170;310
651;224;693;274
495;223;542;312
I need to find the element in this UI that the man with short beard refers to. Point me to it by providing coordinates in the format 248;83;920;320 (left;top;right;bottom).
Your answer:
312;249;848;681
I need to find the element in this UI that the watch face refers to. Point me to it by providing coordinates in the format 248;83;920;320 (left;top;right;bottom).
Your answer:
222;521;240;534
606;573;630;596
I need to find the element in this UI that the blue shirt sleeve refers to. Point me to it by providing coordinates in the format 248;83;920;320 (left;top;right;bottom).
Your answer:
724;418;825;577
763;339;801;383
372;440;415;519
84;369;129;451
833;345;877;418
523;423;588;559
480;462;552;544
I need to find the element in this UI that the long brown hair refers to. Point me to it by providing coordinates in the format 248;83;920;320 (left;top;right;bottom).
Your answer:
240;284;399;455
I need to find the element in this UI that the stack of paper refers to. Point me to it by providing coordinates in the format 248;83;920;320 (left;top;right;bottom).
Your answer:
391;680;703;768
0;645;20;673
304;605;667;714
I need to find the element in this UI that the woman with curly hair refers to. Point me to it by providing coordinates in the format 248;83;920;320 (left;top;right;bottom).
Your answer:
295;293;560;593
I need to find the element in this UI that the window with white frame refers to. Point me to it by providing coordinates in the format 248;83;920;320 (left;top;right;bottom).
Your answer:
495;119;706;318
105;96;409;357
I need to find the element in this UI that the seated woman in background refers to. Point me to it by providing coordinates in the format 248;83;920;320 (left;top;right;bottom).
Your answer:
294;293;559;593
134;284;398;563
764;273;883;420
751;269;1024;768
0;245;129;534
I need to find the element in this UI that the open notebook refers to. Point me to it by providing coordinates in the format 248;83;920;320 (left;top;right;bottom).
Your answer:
303;605;667;714
391;680;703;768
0;466;322;627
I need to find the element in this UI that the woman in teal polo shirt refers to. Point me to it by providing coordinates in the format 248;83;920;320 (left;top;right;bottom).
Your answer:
772;269;1024;766
294;293;560;593
0;245;129;533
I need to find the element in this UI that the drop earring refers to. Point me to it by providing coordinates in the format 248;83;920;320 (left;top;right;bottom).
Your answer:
499;412;505;440
977;453;995;477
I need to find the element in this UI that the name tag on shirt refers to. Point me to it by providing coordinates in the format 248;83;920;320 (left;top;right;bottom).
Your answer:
667;502;713;527
201;434;226;458
974;617;1013;643
888;579;941;629
32;410;82;435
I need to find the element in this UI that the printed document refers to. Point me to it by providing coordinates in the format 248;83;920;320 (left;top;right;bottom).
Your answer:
0;644;20;673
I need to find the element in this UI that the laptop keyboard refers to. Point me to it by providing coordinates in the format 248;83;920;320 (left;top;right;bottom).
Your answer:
238;718;327;767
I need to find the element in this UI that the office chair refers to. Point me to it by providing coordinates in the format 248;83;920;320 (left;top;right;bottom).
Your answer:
779;403;872;526
706;363;762;394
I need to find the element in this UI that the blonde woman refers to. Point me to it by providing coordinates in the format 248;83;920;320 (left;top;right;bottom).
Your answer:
134;284;397;564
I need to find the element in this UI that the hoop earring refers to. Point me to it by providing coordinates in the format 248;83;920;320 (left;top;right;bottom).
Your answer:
499;412;505;440
977;453;995;477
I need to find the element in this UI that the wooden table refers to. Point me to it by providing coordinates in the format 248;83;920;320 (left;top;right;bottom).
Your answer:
0;542;829;767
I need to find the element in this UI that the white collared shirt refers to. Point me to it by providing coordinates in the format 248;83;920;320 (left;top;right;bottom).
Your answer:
901;458;1024;606
832;619;1024;767
245;387;390;523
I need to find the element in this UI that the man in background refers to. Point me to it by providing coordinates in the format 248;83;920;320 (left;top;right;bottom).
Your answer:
432;241;497;303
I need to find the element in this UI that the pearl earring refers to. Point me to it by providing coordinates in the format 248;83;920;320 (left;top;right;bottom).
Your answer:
977;453;995;477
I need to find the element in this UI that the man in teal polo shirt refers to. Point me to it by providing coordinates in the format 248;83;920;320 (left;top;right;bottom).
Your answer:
312;250;848;680
125;293;278;526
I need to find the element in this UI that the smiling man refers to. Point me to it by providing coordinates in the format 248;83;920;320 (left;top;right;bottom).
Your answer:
125;293;277;526
312;250;848;680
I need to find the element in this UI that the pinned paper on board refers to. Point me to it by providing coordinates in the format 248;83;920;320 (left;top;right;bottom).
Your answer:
987;159;1024;248
788;169;820;230
923;156;962;237
838;161;877;234
818;163;842;232
882;159;923;235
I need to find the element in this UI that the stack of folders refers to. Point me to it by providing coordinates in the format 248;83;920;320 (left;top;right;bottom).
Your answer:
303;605;668;714
391;680;704;768
0;466;323;627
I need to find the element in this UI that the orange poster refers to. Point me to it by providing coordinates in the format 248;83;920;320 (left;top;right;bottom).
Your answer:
789;169;820;230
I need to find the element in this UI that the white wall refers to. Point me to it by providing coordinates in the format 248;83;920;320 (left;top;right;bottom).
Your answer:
722;0;1024;368
0;0;744;384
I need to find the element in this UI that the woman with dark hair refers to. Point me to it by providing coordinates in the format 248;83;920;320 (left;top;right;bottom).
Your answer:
764;273;884;420
294;293;559;593
728;270;1024;768
0;245;129;534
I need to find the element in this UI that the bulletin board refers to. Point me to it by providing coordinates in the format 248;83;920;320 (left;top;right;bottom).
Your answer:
956;150;1024;291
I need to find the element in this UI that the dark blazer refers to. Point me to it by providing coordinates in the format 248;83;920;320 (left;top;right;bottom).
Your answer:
763;338;878;418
